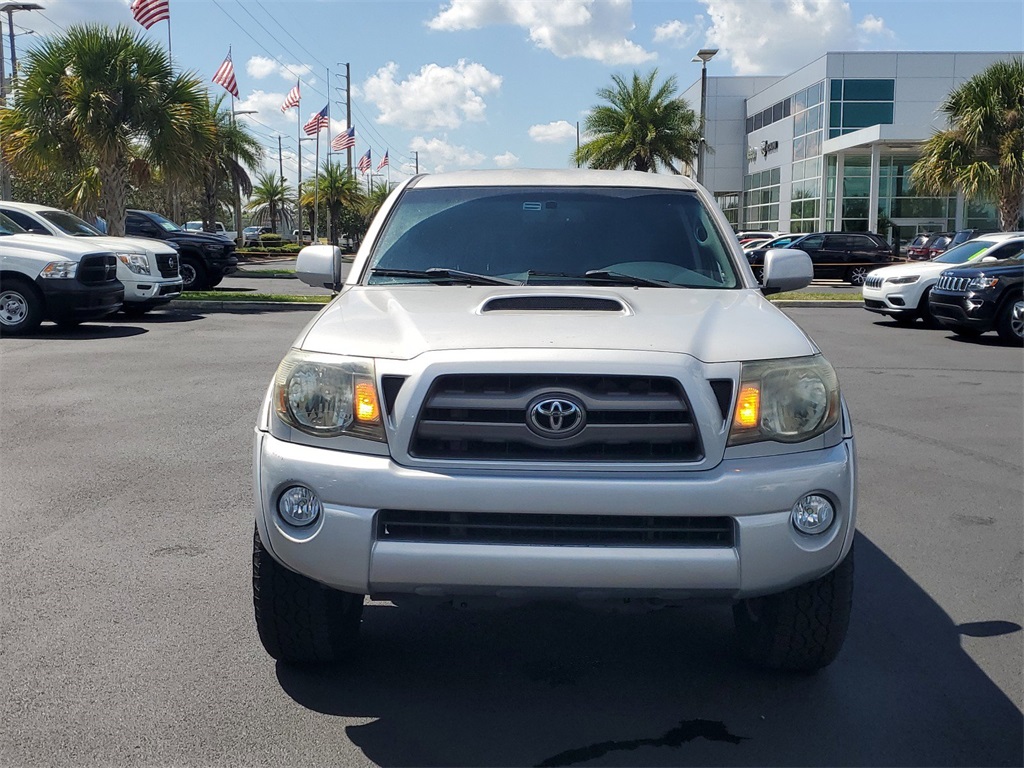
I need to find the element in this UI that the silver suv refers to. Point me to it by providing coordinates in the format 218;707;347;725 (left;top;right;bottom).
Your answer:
252;170;857;671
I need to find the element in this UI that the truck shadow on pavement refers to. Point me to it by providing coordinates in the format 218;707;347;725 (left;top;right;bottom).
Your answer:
276;532;1023;767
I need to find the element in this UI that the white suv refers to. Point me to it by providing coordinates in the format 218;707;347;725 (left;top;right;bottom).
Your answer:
0;202;183;316
862;232;1024;325
254;169;856;672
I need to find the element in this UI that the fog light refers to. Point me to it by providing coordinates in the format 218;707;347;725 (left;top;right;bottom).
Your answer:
791;494;835;534
278;485;322;527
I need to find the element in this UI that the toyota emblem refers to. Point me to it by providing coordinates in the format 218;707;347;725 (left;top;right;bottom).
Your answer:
527;395;586;439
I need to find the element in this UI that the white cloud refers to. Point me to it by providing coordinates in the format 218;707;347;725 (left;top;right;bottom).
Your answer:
858;14;895;38
494;151;520;167
528;120;576;143
362;60;502;130
246;55;313;81
409;136;485;173
653;17;704;47
700;0;896;75
427;0;655;65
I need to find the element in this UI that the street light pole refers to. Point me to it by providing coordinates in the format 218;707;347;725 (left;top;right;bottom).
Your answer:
0;2;43;200
692;48;718;188
298;137;314;239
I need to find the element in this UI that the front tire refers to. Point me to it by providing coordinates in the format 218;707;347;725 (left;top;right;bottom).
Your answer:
0;277;43;336
917;288;941;328
733;542;854;672
252;526;364;664
846;266;869;286
179;256;209;291
996;297;1024;345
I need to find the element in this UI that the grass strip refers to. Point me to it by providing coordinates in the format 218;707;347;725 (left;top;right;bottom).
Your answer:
238;269;296;275
181;292;330;303
769;291;859;301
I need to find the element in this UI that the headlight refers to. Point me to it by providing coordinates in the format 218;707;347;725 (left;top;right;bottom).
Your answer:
202;243;223;252
117;253;150;275
885;274;919;285
273;350;385;441
39;261;77;279
728;355;841;445
967;277;999;290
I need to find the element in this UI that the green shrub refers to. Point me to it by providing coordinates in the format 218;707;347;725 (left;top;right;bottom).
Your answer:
260;233;284;245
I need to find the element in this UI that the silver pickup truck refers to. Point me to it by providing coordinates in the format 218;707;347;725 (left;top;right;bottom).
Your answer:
252;169;856;671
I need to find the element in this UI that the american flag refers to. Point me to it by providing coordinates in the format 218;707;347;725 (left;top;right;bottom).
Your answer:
130;0;169;29
331;126;355;151
280;83;300;113
357;150;371;174
212;51;239;98
303;104;330;136
376;150;389;171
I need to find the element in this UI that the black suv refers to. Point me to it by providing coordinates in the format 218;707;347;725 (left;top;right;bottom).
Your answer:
124;210;237;290
746;231;894;285
928;245;1024;344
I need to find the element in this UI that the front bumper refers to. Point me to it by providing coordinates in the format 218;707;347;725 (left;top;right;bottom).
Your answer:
123;277;183;306
928;289;998;330
37;279;124;322
862;283;923;316
207;254;238;278
254;431;857;601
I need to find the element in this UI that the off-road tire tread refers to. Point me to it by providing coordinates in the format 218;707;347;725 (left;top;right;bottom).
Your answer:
733;542;854;672
252;526;363;664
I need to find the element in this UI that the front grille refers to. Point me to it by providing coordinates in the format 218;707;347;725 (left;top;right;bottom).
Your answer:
936;274;970;292
377;510;734;547
864;275;883;288
410;374;703;462
78;254;118;285
156;253;178;278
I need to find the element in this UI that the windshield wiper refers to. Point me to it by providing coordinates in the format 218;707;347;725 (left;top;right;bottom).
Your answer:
582;270;677;287
370;267;522;286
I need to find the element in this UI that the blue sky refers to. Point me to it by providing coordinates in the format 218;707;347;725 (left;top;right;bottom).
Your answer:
22;0;1024;190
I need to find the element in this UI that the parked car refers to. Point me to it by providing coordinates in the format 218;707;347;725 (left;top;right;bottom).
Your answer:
862;233;1024;326
243;226;274;247
253;169;856;672
291;229;313;244
947;227;999;248
183;220;237;242
747;231;895;285
928;239;1024;344
746;233;797;251
125;210;238;291
0;211;123;334
0;202;182;316
906;231;953;261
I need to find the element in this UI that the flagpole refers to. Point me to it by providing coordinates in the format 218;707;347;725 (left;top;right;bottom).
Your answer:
166;0;173;59
296;80;301;237
314;129;320;243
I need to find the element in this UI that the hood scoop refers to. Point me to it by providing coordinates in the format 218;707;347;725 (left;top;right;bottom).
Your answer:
480;294;630;314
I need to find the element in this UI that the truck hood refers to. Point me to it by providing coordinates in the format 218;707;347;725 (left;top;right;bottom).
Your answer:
88;235;177;256
298;286;818;363
0;234;115;260
867;260;951;279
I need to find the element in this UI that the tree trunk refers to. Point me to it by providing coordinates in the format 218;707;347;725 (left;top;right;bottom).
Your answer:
998;184;1023;231
99;159;130;237
201;168;219;234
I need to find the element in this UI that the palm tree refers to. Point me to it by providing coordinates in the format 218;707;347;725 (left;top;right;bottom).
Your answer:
316;161;361;244
0;24;207;236
248;171;293;233
572;69;702;174
195;95;263;235
910;57;1024;231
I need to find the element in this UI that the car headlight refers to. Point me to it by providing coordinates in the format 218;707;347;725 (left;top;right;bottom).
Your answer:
39;261;77;279
273;350;385;441
728;355;841;445
202;243;223;253
885;274;919;285
967;277;999;290
117;253;150;275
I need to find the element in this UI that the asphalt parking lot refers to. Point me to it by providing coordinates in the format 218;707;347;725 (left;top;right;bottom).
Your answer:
1;306;1021;767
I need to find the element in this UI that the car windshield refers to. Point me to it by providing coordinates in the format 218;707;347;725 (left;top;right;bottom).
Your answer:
40;210;102;237
366;186;740;289
0;211;27;235
149;212;181;232
934;240;1000;264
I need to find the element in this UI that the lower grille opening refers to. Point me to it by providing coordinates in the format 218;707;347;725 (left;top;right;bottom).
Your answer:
377;510;734;547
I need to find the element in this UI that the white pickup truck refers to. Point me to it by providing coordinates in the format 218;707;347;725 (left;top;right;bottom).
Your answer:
0;211;123;334
252;169;857;672
183;220;237;242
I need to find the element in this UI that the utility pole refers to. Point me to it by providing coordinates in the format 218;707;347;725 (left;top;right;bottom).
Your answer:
0;3;44;200
336;63;352;172
414;151;418;175
278;135;284;180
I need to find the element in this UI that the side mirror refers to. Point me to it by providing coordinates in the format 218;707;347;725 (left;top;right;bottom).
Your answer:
980;256;998;262
27;227;51;236
296;244;343;290
760;248;813;294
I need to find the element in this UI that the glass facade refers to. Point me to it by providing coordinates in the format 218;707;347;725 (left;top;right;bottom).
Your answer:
743;168;780;230
828;79;895;138
715;192;740;228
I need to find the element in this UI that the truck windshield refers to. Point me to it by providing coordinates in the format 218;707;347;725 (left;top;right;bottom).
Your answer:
366;186;740;289
40;210;103;237
148;212;182;232
0;212;27;235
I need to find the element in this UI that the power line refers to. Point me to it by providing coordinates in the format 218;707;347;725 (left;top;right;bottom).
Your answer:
252;0;331;75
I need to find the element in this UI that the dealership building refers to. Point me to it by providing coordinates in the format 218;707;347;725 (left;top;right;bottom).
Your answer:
681;51;1020;245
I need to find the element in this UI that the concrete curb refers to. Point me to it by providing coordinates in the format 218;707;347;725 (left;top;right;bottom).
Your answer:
170;298;863;312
